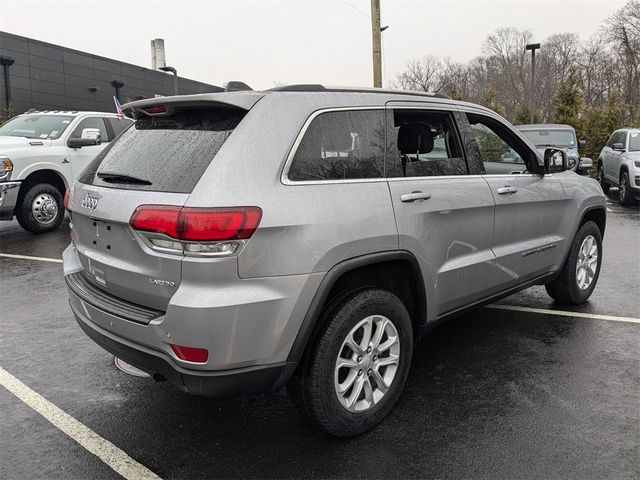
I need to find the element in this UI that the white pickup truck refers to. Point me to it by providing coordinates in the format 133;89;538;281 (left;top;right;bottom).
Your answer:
0;110;133;232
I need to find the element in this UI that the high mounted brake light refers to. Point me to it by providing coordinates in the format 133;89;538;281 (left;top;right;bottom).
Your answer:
129;205;262;256
142;105;166;114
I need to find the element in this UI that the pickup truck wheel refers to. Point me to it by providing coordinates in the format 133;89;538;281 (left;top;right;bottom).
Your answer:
288;288;413;437
15;183;64;233
618;171;633;206
597;163;610;193
545;221;602;305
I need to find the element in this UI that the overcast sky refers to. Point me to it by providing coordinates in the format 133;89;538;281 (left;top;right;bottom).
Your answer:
0;0;627;90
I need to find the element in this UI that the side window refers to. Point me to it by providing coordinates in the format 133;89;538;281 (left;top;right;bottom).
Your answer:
466;113;534;174
106;117;133;138
391;110;467;177
287;110;385;181
70;117;109;142
607;131;625;147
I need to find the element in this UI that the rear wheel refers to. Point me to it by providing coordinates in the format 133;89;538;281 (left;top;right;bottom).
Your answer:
597;162;610;193
288;288;413;437
618;171;634;206
545;221;602;305
15;183;64;233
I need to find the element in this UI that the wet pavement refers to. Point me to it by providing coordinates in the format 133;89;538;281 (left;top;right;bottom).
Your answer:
0;192;638;479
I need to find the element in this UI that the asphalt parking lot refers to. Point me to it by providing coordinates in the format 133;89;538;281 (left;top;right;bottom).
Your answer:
0;191;638;480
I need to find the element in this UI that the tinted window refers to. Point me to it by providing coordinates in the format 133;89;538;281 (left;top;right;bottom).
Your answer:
71;117;109;142
79;108;245;193
0;114;74;140
106;117;134;138
391;110;466;177
607;131;625;147
467;113;536;174
287;110;385;181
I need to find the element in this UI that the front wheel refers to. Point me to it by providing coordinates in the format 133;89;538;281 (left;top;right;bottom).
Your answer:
619;171;634;206
15;183;65;233
597;162;610;193
545;221;602;305
288;289;413;437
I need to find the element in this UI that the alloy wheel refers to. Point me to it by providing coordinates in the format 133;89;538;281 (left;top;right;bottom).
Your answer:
334;315;400;412
576;234;598;290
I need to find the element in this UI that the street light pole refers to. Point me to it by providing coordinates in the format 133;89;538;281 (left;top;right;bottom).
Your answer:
370;0;382;88
525;43;541;124
159;66;179;95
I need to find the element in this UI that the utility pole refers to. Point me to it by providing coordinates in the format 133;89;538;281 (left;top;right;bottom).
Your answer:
371;0;382;88
525;43;541;124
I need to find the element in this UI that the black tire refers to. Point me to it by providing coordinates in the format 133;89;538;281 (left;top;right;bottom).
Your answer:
288;288;413;437
545;221;602;305
597;162;610;193
618;170;634;206
15;183;64;233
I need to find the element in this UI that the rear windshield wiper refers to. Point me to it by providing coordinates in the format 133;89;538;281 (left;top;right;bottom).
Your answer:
97;171;152;185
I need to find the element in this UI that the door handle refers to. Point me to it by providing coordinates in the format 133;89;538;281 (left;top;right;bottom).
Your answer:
400;191;432;203
497;186;518;195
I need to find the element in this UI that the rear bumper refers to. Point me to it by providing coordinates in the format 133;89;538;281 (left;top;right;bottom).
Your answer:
71;296;292;396
0;181;20;220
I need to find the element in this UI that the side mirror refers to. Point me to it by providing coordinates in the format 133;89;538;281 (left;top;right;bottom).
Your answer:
543;147;567;173
67;129;102;149
578;139;586;150
612;142;625;152
577;157;593;176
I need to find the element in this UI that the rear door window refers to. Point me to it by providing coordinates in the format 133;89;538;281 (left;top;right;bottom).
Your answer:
286;109;385;181
389;110;467;177
79;108;245;193
105;117;134;138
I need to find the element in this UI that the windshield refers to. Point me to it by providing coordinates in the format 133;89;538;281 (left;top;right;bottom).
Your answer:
629;132;640;152
521;129;577;149
0;115;75;140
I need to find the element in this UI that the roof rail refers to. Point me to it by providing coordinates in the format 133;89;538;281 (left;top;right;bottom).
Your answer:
266;84;452;99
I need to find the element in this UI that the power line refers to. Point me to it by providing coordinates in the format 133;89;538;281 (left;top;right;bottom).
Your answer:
342;0;370;20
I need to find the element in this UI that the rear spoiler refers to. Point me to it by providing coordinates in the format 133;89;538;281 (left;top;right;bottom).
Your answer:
122;92;265;118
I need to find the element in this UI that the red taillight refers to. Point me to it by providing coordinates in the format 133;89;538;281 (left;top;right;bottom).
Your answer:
130;205;262;241
129;205;181;238
143;105;166;114
63;189;70;210
170;344;208;363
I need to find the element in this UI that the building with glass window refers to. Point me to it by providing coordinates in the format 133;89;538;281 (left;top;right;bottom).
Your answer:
0;31;223;114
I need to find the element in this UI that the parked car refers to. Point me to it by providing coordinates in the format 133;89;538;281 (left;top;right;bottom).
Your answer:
597;128;640;205
517;123;592;175
0;110;133;232
63;87;606;437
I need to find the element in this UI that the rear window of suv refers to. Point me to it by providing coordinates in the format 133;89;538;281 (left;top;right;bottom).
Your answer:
79;108;245;193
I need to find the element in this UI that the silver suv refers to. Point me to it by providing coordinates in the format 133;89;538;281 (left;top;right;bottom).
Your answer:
63;86;606;437
597;128;640;205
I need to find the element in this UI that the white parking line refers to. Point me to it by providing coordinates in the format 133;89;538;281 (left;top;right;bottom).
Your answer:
0;252;62;263
0;366;161;480
487;304;640;324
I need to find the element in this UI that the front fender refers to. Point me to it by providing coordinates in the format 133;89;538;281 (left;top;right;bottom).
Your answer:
14;161;71;189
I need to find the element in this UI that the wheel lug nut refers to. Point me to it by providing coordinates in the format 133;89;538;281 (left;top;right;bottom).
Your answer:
366;347;372;353
373;355;378;361
367;369;372;376
357;356;362;362
358;369;363;376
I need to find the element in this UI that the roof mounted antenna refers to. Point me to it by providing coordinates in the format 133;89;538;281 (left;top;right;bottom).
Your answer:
224;81;253;92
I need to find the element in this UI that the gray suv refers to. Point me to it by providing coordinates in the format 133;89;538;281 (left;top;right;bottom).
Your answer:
63;86;606;437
